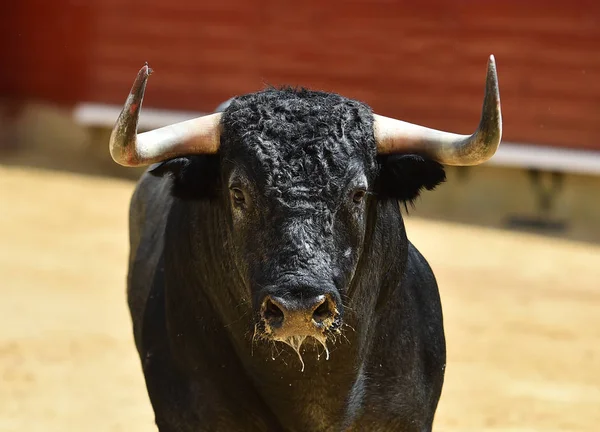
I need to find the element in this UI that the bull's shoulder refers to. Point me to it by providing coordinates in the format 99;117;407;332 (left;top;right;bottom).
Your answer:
127;168;173;353
357;241;445;428
402;241;444;328
129;168;174;251
404;240;446;387
404;241;437;286
375;239;445;366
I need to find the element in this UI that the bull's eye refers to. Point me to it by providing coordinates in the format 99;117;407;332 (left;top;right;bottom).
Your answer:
231;188;246;206
352;190;367;204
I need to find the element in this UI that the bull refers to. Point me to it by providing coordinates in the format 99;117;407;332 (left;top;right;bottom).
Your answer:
111;56;502;431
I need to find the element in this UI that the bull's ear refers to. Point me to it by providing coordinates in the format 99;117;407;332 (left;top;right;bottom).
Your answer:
149;155;220;200
378;154;446;205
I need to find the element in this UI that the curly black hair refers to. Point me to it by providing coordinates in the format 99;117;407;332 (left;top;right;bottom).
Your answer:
220;87;378;209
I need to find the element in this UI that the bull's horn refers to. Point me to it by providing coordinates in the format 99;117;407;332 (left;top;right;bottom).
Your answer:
374;55;502;166
109;63;222;167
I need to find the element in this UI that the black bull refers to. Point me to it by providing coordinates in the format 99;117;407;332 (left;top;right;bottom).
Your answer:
127;89;448;431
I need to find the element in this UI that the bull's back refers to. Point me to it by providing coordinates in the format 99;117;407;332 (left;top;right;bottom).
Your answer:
127;169;173;353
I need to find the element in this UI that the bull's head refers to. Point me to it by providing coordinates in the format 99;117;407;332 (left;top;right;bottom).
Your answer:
110;57;501;365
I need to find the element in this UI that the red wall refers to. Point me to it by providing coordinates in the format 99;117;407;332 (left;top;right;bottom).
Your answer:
2;1;599;151
0;0;91;104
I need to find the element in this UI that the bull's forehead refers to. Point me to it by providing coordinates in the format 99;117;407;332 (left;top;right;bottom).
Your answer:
220;87;377;204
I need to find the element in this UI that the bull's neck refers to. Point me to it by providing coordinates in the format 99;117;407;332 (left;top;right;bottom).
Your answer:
235;199;408;428
164;198;407;429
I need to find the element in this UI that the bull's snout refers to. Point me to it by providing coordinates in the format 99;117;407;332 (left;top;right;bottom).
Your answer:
256;285;343;367
260;294;339;336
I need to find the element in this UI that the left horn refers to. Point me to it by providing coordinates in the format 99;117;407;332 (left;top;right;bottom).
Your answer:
374;55;502;166
109;63;222;167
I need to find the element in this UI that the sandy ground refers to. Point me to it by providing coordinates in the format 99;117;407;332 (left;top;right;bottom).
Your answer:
1;164;599;432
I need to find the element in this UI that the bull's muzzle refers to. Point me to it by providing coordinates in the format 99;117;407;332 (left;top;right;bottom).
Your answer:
257;292;341;370
261;294;339;336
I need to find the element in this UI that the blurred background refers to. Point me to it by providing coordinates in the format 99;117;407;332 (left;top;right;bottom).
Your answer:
0;1;599;431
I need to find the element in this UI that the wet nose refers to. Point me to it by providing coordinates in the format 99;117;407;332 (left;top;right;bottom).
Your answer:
261;294;337;331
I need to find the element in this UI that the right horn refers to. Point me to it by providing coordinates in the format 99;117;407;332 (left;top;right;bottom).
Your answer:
374;55;502;166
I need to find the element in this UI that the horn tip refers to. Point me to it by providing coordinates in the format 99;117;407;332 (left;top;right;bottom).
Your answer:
487;54;497;74
129;63;153;101
485;54;500;97
139;62;153;77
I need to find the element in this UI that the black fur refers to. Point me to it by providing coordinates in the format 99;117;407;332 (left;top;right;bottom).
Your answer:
149;155;220;200
220;87;377;206
127;87;446;431
378;154;446;209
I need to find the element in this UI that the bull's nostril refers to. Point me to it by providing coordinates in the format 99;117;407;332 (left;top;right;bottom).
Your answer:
312;300;333;323
263;298;284;326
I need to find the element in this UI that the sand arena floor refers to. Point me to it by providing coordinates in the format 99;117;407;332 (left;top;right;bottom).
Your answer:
1;164;599;431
